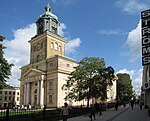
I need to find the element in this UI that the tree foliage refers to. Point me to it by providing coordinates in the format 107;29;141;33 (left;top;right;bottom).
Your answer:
116;73;133;103
62;57;116;106
0;35;14;89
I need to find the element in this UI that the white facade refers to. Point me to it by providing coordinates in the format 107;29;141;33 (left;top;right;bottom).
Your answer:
0;88;20;108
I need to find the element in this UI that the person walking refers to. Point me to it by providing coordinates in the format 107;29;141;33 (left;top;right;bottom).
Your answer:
98;102;102;116
60;102;71;121
89;104;96;121
115;102;118;111
131;100;134;110
94;101;99;115
140;102;143;110
123;102;126;108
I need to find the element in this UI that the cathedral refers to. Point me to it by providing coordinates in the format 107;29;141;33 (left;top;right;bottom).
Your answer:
20;4;117;108
19;4;82;108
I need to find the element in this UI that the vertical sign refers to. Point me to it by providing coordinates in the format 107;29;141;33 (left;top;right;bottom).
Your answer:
141;9;150;65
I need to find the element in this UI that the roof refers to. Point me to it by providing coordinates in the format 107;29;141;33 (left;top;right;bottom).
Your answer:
37;4;59;22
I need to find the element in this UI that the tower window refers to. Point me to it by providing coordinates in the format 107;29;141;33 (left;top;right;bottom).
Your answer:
46;21;49;30
52;27;57;34
59;46;61;51
51;42;54;49
54;43;58;50
37;43;40;51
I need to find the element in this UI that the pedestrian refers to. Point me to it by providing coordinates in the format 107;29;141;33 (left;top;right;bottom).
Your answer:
115;102;118;111
131;100;134;110
98;102;102;116
94;101;99;114
123;102;126;108
80;104;83;113
60;102;71;121
89;104;96;121
140;102;143;110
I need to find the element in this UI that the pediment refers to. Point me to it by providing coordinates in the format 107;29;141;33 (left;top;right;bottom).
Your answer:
22;68;45;77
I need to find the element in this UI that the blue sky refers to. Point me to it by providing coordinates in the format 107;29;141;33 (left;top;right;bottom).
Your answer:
0;0;150;95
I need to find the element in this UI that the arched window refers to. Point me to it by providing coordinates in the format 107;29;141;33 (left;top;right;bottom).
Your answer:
37;43;40;51
58;46;61;51
54;42;58;50
51;42;54;49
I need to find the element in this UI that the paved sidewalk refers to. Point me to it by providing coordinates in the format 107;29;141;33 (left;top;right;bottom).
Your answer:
59;104;150;121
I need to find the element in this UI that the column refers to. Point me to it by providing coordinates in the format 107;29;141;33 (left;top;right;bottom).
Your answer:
40;75;44;107
24;83;27;105
26;82;30;105
37;80;40;105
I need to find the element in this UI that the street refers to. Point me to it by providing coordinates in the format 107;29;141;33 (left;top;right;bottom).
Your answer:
59;104;150;121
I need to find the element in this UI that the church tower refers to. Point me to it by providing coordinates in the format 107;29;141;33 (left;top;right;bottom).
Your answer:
19;4;80;108
29;4;65;64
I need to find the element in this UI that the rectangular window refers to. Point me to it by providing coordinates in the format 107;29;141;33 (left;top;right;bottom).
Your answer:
13;92;15;95
17;92;19;95
66;63;70;67
9;96;11;101
17;97;19;101
0;91;2;94
0;96;2;100
5;96;7;101
49;95;52;103
9;91;11;95
49;82;53;90
5;91;7;95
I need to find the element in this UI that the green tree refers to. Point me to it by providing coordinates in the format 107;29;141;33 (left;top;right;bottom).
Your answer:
62;57;116;107
116;73;133;103
0;35;14;89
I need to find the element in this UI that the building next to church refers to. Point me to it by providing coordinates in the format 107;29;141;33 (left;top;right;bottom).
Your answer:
19;4;117;108
0;88;20;108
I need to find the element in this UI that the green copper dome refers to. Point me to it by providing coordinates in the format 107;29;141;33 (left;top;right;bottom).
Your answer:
37;4;58;22
36;4;60;35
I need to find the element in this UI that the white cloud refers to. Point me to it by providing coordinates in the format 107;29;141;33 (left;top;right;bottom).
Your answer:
52;0;79;6
3;23;36;86
3;22;81;86
59;23;81;55
65;38;81;55
124;20;141;62
117;68;135;78
117;68;143;95
116;0;149;14
97;29;126;36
